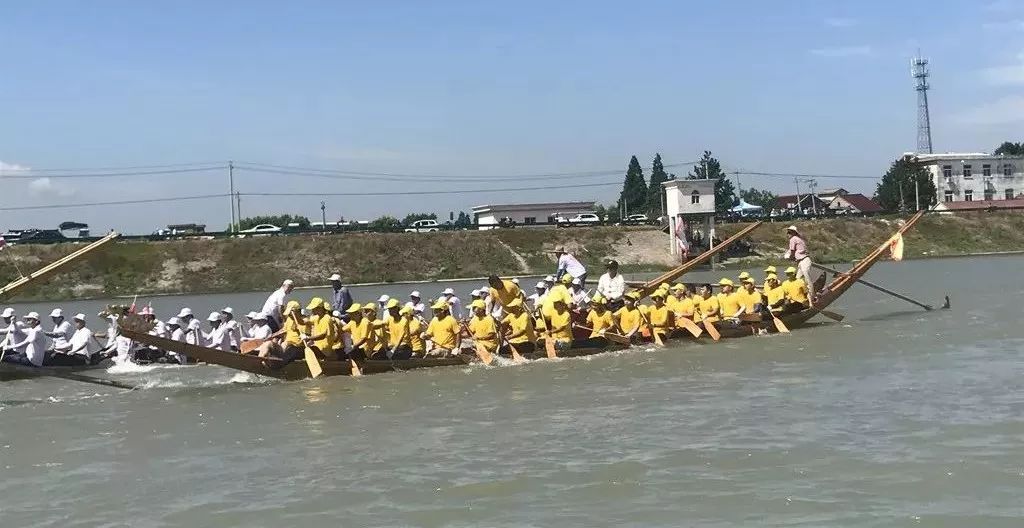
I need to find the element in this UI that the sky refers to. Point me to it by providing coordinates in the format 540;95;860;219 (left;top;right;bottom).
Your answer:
1;0;1022;234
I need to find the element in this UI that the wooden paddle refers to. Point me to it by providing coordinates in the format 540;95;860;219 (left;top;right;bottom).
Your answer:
817;309;844;322
573;324;631;346
674;315;703;338
702;319;721;341
542;317;557;359
475;342;495;366
290;312;323;378
239;329;284;354
495;319;525;362
639;311;664;346
771;313;790;333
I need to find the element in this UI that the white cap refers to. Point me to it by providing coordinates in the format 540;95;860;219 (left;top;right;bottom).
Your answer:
283;279;294;286
544;275;555;283
511;278;520;284
25;311;40;320
73;313;86;321
178;308;193;318
443;287;455;295
479;288;489;296
377;294;390;303
245;311;257;319
328;273;342;281
167;316;181;326
220;306;233;314
332;310;341;317
1;308;13;317
253;312;268;320
470;289;480;297
207;311;221;322
536;281;546;289
572;278;581;286
410;290;421;298
49;308;63;318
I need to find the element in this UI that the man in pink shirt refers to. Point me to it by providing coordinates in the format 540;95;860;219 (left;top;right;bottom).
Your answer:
784;225;815;305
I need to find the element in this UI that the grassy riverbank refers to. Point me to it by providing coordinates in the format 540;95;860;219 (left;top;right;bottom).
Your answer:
3;211;1024;302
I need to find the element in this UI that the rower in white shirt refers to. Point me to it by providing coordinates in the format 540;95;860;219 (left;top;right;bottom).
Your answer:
3;312;48;367
202;312;232;352
244;311;258;338
408;291;426;314
177;308;200;345
140;306;167;338
377;295;393;322
220;307;242;350
440;288;463;321
241;312;273;346
596;259;626;309
162;317;188;364
44;308;74;353
48;314;102;366
527;281;548;314
261;279;294;332
1;307;28;356
570;278;590;310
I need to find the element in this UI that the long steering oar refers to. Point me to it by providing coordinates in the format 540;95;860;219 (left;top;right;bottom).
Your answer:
816;309;845;322
811;262;935;311
290;312;323;378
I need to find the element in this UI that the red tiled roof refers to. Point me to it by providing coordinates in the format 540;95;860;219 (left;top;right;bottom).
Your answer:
839;193;883;213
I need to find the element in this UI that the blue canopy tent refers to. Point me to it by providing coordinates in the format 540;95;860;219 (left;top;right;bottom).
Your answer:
730;199;763;216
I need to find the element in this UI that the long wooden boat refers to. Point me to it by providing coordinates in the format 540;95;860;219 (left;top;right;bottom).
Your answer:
0;360;111;382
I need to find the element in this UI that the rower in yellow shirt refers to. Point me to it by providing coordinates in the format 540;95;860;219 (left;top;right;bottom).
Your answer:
697;284;721;323
487;275;523;309
271;301;309;365
342;303;370;360
614;291;645;338
467;300;499;357
501;297;536;356
646;291;673;341
737;277;763;315
585;297;615;339
541;274;573;318
763;266;778;291
303;297;333;359
399;305;426;357
669;283;696;323
383;299;414;360
781;266;809;310
362;303;386;359
763;274;787;315
545;298;574;349
717;278;743;322
424;300;461;356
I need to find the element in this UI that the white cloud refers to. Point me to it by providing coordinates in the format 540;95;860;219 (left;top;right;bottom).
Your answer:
824;17;857;28
0;160;30;174
809;45;872;57
27;177;75;197
953;95;1024;125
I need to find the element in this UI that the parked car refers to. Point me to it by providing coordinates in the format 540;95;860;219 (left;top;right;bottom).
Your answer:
404;219;440;233
558;213;602;227
238;224;282;237
622;213;650;225
16;229;66;243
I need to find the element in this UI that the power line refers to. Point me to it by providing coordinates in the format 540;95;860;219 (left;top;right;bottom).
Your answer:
0;161;226;173
243;180;622;197
735;171;878;180
0;194;229;211
0;166;225;179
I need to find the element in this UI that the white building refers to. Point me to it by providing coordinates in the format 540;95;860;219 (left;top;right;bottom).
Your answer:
910;152;1024;205
662;179;716;257
471;201;596;230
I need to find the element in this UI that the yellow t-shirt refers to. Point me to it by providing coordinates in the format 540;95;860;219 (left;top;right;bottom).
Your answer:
387;317;409;349
343;318;370;348
311;314;333;352
284;315;309;347
739;289;764;314
585;309;615;337
718;292;742;318
782;278;809;304
698;295;720;323
647;304;672;332
407;318;425;352
467;315;498;351
489;280;522;308
615;306;643;334
546;309;573;342
502;311;536;344
541;284;572;317
367;320;386;352
426;315;460;350
765;285;786;312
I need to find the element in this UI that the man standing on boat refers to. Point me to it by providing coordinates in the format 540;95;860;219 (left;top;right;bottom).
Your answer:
328;274;353;316
784;226;814;306
597;260;626;310
261;279;294;332
554;246;587;286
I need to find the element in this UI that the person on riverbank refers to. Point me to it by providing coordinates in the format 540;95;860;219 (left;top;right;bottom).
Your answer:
424;300;460;357
3;312;47;367
261;279;294;331
596;260;626;310
329;274;353;316
784;226;814;306
554;246;587;286
44;309;74;354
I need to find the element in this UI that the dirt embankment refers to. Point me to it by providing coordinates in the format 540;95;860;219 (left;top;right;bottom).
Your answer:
3;212;1024;302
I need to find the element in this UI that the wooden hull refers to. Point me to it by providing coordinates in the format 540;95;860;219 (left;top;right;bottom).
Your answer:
0;361;111;382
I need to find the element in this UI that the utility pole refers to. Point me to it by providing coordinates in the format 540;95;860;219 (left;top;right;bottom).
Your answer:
899;182;906;212
808;179;818;215
915;177;920;211
794;177;803;214
320;201;327;233
235;191;242;224
228;161;236;232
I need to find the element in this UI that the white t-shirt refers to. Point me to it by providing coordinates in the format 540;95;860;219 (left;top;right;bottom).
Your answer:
149;320;167;339
597;273;626;300
204;324;232;351
558;254;587;278
262;288;288;323
223;319;242;348
14;325;48;366
48;319;74;350
170;327;186;342
69;327;99;358
248;324;272;340
185;319;201;345
1;320;27;352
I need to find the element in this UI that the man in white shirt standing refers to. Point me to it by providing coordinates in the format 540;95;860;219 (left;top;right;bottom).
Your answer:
597;259;626;309
3;312;48;367
261;279;294;332
44;308;74;353
554;246;588;286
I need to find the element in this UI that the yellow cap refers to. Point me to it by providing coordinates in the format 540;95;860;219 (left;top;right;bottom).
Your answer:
285;300;301;313
741;277;755;284
385;298;400;309
766;273;779;281
738;271;751;280
399;305;413;315
560;274;573;284
345;303;361;313
362;302;377;311
764;265;777;273
431;299;449;310
597;297;608;305
305;297;324;310
626;291;640;300
651;291;666;299
671;283;685;291
718;278;734;287
470;299;486;309
785;267;797;274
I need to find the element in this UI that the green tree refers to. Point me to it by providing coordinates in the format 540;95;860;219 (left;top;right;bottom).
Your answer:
994;141;1024;156
616;155;648;217
369;215;401;230
402;212;438;225
739;187;778;211
454;211;473;227
874;157;936;212
646;153;671;218
594;203;620;224
237;214;310;231
687;150;736;212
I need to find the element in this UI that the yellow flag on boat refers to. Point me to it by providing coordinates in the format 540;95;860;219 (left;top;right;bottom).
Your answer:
888;233;905;261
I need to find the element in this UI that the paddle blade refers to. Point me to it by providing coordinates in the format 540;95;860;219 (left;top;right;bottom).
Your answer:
603;332;632;346
703;320;721;341
819;309;845;322
678;318;703;338
475;343;495;366
653;330;665;347
304;347;323;378
772;315;790;333
349;359;363;377
545;337;557;359
510;347;526;362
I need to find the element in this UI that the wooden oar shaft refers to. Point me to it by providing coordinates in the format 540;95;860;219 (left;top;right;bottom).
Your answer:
0;232;120;300
811;262;932;311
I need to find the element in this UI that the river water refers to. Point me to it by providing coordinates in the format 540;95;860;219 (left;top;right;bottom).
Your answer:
2;256;1022;527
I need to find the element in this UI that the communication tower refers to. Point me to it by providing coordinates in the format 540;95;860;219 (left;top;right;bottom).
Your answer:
911;54;933;154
